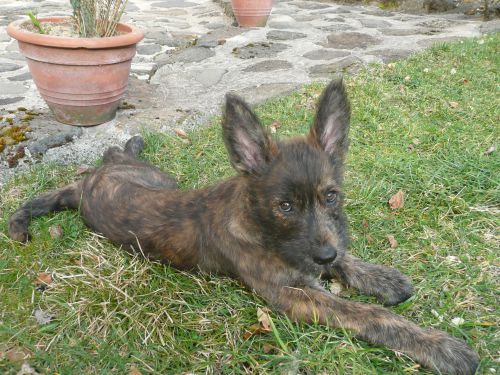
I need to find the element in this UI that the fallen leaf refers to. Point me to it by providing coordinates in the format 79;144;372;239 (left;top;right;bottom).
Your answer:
49;225;63;239
407;144;415;151
387;235;398;248
448;101;459;108
257;307;271;332
399;85;405;94
387;63;395;69
404;75;411;81
462;78;469;85
6;347;31;363
34;308;53;325
35;272;52;286
262;343;275;353
484;145;496;155
129;366;142;375
329;280;342;295
388;190;405;210
366;234;374;244
174;128;188;138
16;362;40;375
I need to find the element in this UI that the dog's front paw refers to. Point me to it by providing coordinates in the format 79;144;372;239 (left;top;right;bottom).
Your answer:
421;331;479;375
373;267;413;306
9;217;30;243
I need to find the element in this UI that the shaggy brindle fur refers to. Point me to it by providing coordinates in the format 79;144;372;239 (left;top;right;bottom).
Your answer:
9;80;478;374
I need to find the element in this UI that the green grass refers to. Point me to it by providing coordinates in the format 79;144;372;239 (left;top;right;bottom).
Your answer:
1;35;499;374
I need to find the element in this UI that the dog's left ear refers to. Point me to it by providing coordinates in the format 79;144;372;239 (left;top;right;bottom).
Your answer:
223;94;273;175
309;79;351;170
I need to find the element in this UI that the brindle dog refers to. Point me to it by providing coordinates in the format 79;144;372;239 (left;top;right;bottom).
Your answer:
9;80;478;374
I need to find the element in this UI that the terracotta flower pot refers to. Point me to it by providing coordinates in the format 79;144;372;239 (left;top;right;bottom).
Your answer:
7;17;144;126
230;0;273;27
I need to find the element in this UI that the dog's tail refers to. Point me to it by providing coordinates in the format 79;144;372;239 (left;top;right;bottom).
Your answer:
9;181;83;243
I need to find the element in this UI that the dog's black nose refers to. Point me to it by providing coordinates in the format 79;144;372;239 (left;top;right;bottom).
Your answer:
312;245;337;265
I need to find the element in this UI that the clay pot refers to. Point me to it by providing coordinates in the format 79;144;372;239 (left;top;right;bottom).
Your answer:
7;17;144;126
230;0;273;27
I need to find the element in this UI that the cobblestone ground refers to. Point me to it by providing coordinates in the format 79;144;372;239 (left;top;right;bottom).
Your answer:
0;0;497;185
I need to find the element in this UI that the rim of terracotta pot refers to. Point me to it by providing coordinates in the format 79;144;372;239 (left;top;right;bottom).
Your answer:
7;17;144;49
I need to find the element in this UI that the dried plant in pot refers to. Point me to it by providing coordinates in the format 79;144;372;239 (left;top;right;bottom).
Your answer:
7;1;144;126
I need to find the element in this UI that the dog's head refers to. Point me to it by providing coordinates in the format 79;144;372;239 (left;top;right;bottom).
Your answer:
223;80;350;275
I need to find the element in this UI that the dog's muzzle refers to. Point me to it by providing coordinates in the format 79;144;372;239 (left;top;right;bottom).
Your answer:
312;245;337;265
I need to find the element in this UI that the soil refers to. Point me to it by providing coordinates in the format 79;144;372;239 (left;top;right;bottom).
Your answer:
20;20;123;38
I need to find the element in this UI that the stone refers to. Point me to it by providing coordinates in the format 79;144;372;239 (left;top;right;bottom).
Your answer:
309;56;362;76
27;125;82;156
293;1;331;10
155;47;215;66
193;68;227;86
267;21;307;30
151;0;197;8
0;82;28;95
480;19;500;34
147;30;196;47
196;27;243;48
243;60;293;72
230;83;301;105
361;9;393;17
303;49;350;60
335;6;353;13
369;49;415;63
318;23;353;32
131;63;157;76
266;30;307;40
0;31;11;42
126;2;140;11
417;36;464;48
232;42;289;59
137;43;162;55
359;19;392;28
292;14;319;22
417;19;456;30
206;22;225;30
7;72;32;82
323;32;382;49
0;97;23;105
0;62;22;73
379;28;422;36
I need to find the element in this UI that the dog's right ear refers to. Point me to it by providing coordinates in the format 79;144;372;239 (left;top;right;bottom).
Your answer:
223;94;272;175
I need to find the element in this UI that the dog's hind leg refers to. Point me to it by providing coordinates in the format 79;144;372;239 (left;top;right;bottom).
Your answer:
9;181;82;243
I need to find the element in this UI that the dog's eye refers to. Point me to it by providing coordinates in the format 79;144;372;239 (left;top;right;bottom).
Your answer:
326;191;337;205
279;201;292;212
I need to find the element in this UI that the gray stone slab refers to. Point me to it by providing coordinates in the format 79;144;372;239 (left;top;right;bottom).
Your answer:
193;68;227;86
206;22;226;30
417;36;464;48
196;27;243;48
292;14;320;22
0;97;23;106
27;125;83;156
359;19;392;28
0;62;22;73
480;19;500;34
268;21;307;30
267;30;307;40
318;23;354;32
7;72;32;82
155;46;215;66
379;28;423;36
137;43;162;55
231;82;301;105
232;42;289;59
243;59;293;72
151;0;197;8
309;56;362;76
361;9;394;17
303;49;350;60
0;82;28;95
369;49;415;63
293;1;331;10
323;32;382;49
